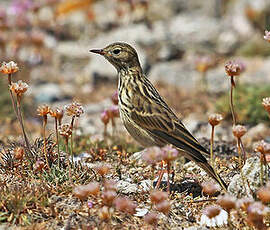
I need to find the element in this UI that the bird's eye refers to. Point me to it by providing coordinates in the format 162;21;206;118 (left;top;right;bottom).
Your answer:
112;49;121;55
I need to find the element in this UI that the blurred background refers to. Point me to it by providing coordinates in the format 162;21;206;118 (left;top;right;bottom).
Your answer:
0;0;270;145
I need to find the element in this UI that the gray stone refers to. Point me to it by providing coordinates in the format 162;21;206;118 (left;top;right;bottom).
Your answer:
31;83;63;103
148;60;198;89
117;180;138;194
228;157;268;197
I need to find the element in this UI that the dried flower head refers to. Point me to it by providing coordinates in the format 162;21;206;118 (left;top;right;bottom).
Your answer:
216;194;236;212
65;101;84;117
262;97;270;114
236;198;254;211
144;211;159;226
161;145;178;162
201;181;220;196
98;206;110;221
0;61;19;74
37;105;51;117
33;160;45;171
104;179;117;191
114;197;137;215
108;105;120;118
208;113;223;126
232;125;247;139
225;60;243;77
142;147;163;165
254;140;270;155
95;164;110;177
111;90;118;105
9;80;29;97
263;30;270;43
195;56;215;73
101;110;110;125
102;190;117;206
257;186;270;204
59;124;72;138
247;202;269;230
150;190;168;204
73;182;100;200
49;108;64;123
13;147;24;160
155;200;171;215
200;205;228;227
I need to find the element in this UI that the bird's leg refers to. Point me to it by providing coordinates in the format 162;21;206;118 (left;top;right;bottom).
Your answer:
155;161;165;190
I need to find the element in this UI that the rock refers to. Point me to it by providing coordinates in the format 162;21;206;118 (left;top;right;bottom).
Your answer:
134;208;149;217
31;83;63;103
228;157;268;197
138;179;152;192
242;123;269;147
168;14;221;51
148;61;198;89
117;180;138;194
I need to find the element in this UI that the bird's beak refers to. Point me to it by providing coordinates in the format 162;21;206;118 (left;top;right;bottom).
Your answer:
89;49;105;55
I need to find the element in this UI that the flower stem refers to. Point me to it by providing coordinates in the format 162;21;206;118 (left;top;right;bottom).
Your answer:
70;116;75;166
55;117;60;169
237;137;247;195
65;138;72;184
16;95;32;157
230;76;236;125
210;125;215;167
43;116;50;171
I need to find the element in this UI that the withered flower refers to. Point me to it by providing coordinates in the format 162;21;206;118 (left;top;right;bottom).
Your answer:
101;110;110;125
232;125;247;139
263;31;270;43
262;97;270;114
155;200;171;215
95;163;110;177
37;104;51;117
9;80;29;98
142;147;163;165
225;60;244;77
144;211;159;226
247;202;269;230
102;190;117;206
216;194;236;212
98;206;110;221
236;198;254;211
65;101;84;118
13;147;24;160
33;160;45;171
73;182;100;201
114;197;137;215
254;140;270;155
195;56;215;73
257;186;270;204
49;108;64;122
111;90;119;105
150;190;168;204
0;61;19;74
161;145;178;162
59;124;72;138
201;181;220;196
200;205;228;227
208;113;223;127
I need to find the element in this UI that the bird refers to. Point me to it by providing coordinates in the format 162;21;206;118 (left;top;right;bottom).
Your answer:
90;42;227;190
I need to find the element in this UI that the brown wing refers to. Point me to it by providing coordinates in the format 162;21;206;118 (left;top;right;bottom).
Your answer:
130;78;209;163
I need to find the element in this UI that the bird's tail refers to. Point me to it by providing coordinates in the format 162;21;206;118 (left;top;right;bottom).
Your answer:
197;162;227;191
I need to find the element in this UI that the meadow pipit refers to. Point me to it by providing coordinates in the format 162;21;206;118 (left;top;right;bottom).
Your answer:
90;42;227;190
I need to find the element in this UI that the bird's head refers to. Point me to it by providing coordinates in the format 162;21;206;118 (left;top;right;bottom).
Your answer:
90;42;141;71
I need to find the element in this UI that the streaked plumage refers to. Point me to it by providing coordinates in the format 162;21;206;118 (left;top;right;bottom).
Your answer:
90;42;227;190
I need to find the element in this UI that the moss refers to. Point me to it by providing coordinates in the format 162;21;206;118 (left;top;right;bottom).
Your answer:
216;84;270;125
